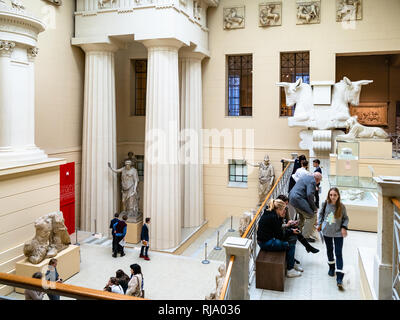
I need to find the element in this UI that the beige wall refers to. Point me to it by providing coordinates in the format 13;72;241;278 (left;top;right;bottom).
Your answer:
0;162;63;295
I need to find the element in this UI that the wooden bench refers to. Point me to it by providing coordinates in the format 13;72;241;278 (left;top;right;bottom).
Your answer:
255;250;286;291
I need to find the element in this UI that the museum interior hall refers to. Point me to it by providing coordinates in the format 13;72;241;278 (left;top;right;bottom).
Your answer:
0;0;399;301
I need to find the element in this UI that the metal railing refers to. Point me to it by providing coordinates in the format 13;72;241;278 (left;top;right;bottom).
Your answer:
0;272;144;300
392;198;400;300
219;160;294;300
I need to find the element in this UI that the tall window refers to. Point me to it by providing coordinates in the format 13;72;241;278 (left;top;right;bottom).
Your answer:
136;155;144;181
228;159;248;183
133;60;147;116
227;55;253;116
280;52;310;117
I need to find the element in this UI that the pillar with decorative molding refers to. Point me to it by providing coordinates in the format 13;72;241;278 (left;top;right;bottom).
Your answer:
142;39;183;250
179;50;205;228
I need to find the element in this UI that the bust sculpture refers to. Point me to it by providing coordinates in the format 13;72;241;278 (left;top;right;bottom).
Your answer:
108;160;141;222
248;155;275;205
23;211;71;264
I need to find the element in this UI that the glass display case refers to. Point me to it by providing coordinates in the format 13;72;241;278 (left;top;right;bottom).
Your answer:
328;175;378;208
336;141;359;177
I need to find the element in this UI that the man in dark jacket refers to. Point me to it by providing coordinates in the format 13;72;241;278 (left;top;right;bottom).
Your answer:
289;172;322;241
112;215;127;257
313;159;322;209
140;218;150;261
110;213;120;255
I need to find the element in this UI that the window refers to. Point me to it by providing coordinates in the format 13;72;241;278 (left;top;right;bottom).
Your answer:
228;159;248;183
132;60;147;116
280;52;310;117
227;55;252;116
136;155;144;181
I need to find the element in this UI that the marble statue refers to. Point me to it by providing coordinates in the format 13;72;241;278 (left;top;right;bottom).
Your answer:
337;116;389;141
223;7;244;29
98;0;114;8
23;211;71;265
259;3;281;27
330;77;373;125
248;155;275;205
297;1;320;24
108;160;141;222
337;0;362;22
239;210;256;237
205;263;226;300
277;78;314;122
11;0;24;10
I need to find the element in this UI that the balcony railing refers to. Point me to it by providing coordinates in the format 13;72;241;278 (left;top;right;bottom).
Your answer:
392;198;400;300
219;160;294;300
0;272;144;300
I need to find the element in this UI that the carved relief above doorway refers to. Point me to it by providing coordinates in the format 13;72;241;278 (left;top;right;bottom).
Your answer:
349;102;388;127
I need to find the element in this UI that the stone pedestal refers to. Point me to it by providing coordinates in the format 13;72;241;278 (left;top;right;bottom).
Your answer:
15;245;80;294
223;237;251;300
372;177;400;300
125;220;143;244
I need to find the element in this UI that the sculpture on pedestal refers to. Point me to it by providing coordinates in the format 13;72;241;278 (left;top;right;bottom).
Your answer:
23;211;71;264
108;160;141;222
205;263;226;300
248;155;275;205
337;116;389;141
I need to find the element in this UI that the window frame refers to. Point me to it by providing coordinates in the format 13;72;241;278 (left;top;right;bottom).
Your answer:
130;59;148;117
228;159;248;188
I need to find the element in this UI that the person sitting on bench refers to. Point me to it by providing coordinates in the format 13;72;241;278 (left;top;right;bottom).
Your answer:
256;198;302;278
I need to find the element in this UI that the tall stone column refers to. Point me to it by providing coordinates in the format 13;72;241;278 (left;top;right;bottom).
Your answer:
80;43;118;236
0;5;47;166
142;39;183;250
179;51;205;228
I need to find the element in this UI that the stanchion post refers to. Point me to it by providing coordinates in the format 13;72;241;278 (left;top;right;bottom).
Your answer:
228;216;235;232
214;231;222;251
202;242;210;264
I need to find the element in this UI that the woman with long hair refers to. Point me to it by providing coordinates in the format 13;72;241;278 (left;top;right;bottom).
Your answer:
317;187;349;289
126;263;144;297
257;198;302;278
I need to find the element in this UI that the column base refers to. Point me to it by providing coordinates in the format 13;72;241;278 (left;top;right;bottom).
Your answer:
0;146;48;167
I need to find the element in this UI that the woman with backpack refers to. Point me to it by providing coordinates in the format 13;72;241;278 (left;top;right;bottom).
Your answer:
317;187;349;289
126;263;144;298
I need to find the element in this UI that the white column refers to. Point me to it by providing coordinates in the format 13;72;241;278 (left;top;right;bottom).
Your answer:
179;51;204;228
80;44;118;236
142;39;183;250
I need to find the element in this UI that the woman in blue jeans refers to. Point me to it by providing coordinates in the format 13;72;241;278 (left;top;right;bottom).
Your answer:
317;187;349;289
257;198;302;278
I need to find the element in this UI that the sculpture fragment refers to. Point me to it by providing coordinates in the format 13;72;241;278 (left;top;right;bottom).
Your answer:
296;1;320;25
259;2;281;27
205;263;226;300
223;7;245;29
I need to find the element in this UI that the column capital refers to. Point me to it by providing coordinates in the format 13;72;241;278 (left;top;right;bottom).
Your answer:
72;37;122;53
179;48;207;60
0;40;16;57
27;47;39;61
140;38;184;50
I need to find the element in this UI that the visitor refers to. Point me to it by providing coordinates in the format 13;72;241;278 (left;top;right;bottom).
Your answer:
289;172;322;242
292;160;311;183
317;187;349;289
45;258;62;300
115;269;130;294
25;272;45;300
284;154;307;193
313;159;322;209
126;263;144;297
277;194;319;256
110;213;120;255
140;217;150;261
104;277;124;294
112;215;128;258
256;198;302;278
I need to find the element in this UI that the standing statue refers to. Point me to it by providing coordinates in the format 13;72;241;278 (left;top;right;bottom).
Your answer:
205;264;227;300
108;160;141;222
247;155;275;205
122;151;137;169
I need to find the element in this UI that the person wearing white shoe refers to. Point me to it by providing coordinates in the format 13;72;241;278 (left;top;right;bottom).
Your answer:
257;199;302;278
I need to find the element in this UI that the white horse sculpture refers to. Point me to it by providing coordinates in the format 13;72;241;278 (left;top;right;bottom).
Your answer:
277;78;314;122
330;77;373;124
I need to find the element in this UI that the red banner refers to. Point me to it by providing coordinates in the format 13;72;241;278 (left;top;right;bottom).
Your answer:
60;162;75;234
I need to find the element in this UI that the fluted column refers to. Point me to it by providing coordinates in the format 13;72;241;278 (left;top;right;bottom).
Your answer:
80;43;118;236
179;51;205;228
142;39;183;250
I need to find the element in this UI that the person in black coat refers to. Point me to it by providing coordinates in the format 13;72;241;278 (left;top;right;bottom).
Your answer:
313;159;322;208
287;154;307;193
257;199;302;278
140;218;150;260
110;213;120;255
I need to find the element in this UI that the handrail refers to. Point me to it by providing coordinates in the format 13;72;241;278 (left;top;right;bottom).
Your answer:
218;255;235;300
392;198;400;211
219;161;291;300
0;272;144;300
242;161;291;239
